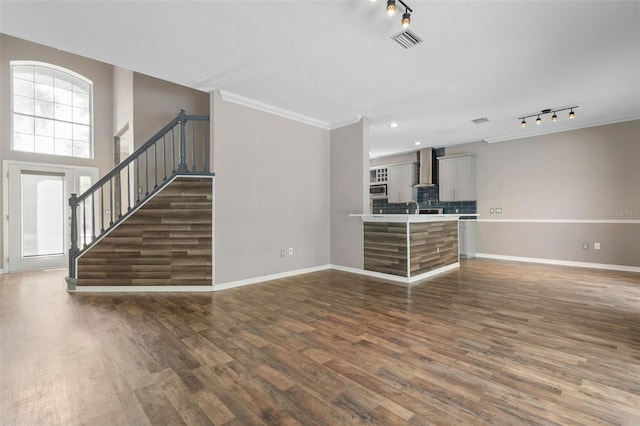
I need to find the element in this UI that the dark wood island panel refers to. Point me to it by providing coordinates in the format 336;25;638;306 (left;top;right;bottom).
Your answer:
364;222;408;277
361;216;460;280
410;221;458;275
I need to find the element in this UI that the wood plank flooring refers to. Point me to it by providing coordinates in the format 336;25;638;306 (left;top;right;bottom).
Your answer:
2;260;640;425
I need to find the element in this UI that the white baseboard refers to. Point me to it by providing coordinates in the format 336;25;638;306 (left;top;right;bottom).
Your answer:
475;253;640;273
213;265;332;291
69;285;215;293
330;262;460;285
67;262;459;293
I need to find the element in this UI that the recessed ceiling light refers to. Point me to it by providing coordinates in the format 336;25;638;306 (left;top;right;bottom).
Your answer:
389;122;398;128
414;141;422;146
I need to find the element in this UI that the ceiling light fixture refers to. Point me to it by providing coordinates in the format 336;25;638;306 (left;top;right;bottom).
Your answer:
414;141;421;146
385;0;414;29
517;106;578;128
401;10;411;29
386;0;397;16
389;122;399;128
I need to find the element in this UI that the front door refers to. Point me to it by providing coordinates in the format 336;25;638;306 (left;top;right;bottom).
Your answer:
6;163;74;272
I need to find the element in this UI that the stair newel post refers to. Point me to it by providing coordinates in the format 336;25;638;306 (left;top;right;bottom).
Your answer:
69;193;79;278
177;109;189;172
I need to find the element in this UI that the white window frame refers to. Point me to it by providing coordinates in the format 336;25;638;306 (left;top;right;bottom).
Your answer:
10;60;94;159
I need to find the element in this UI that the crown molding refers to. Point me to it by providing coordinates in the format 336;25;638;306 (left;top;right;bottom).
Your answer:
329;116;363;130
218;90;331;129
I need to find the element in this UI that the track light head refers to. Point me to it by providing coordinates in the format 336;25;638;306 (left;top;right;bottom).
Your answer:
521;119;527;128
551;112;558;122
569;109;575;119
536;116;541;125
401;11;411;28
386;0;397;16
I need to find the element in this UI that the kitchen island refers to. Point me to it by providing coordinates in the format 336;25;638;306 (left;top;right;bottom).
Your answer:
351;214;473;283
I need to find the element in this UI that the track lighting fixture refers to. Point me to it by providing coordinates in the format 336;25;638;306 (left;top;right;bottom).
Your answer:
386;0;397;16
401;11;411;29
518;106;578;128
384;0;414;28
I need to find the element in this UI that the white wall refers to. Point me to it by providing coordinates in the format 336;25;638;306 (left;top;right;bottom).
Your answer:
330;118;369;268
211;91;331;284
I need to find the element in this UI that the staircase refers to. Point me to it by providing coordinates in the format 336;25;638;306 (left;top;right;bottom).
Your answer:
66;110;213;290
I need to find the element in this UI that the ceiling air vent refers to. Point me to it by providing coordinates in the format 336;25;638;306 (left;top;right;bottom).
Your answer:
471;117;490;124
391;30;423;49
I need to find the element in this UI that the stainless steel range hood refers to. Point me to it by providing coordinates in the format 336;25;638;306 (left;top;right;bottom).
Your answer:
414;148;436;187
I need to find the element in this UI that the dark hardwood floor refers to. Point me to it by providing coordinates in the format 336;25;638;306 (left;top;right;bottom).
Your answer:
1;259;639;425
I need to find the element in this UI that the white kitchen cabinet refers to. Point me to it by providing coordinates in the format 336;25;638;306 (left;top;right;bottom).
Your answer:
438;155;475;201
386;163;416;203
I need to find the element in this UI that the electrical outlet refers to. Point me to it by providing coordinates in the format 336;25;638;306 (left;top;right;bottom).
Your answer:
594;242;600;250
288;247;294;256
496;208;502;214
583;243;589;250
280;249;285;257
105;209;111;216
490;208;495;214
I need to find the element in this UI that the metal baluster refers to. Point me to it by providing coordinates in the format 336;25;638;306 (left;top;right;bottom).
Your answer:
118;170;123;218
154;142;158;188
145;150;149;195
91;192;96;241
69;193;79;277
136;157;140;203
109;179;114;226
163;135;167;181
82;199;87;247
100;187;105;232
191;120;196;172
127;164;131;211
171;127;176;173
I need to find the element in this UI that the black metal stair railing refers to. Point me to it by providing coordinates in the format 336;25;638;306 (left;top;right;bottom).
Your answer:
68;110;210;278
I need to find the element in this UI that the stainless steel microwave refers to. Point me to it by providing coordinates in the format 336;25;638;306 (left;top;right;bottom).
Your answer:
370;184;387;198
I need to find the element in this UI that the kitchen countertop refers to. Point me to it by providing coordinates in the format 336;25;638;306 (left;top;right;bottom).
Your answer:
351;214;479;223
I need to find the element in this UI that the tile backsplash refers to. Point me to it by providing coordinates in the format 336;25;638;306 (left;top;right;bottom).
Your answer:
372;186;477;215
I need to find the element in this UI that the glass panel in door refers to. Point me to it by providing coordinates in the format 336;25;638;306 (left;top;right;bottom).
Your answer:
21;172;65;257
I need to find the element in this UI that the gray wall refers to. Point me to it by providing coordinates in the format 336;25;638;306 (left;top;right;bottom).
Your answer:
330;118;369;268
0;34;114;270
446;120;640;267
132;72;209;148
211;91;331;284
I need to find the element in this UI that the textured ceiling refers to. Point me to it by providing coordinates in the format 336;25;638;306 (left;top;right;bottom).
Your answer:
2;0;639;157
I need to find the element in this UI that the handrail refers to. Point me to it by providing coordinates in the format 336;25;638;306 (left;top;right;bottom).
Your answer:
68;109;210;278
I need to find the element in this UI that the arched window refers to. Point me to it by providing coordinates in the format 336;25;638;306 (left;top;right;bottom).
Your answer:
11;61;93;159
